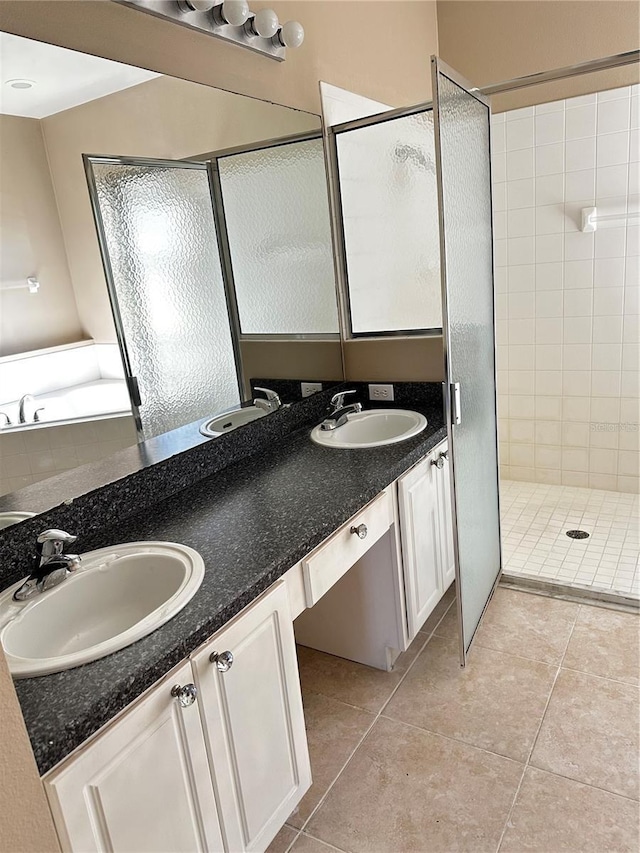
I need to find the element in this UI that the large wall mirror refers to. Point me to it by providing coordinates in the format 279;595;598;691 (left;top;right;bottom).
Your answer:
0;33;343;514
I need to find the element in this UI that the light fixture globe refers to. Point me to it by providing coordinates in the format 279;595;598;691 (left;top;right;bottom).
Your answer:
248;8;279;38
213;0;250;26
276;20;304;48
179;0;215;11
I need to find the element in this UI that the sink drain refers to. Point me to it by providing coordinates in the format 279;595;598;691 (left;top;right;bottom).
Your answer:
566;529;589;539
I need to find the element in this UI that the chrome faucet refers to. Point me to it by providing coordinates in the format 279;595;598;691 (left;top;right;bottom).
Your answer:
320;390;362;431
0;411;11;427
13;529;82;602
18;394;35;424
253;386;282;413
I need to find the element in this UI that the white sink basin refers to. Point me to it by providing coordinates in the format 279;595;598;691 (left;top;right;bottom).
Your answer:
200;405;267;437
0;542;205;678
310;409;427;449
0;511;35;530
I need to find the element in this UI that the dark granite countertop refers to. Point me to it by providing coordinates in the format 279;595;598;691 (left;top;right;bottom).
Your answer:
14;411;446;776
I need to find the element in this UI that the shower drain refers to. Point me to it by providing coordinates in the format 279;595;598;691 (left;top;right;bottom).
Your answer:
566;529;590;539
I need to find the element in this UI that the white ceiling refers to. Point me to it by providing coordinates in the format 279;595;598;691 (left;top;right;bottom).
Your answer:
0;33;160;119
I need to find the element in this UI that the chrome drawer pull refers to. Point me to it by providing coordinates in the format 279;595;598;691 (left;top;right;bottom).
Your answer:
210;650;234;672
171;683;198;707
350;523;368;539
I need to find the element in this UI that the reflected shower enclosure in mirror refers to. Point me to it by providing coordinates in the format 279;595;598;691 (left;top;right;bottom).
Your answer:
0;32;343;508
331;110;442;336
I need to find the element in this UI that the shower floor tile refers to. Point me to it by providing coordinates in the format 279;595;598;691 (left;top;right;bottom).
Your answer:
500;480;640;598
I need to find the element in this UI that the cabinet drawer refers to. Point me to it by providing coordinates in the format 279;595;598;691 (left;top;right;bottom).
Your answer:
303;489;393;606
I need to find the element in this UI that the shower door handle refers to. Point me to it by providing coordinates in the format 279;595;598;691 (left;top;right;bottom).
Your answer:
450;382;461;426
127;375;142;408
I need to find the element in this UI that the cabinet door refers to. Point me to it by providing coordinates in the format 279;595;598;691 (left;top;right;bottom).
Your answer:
44;662;225;853
435;442;456;590
398;450;443;641
192;582;311;853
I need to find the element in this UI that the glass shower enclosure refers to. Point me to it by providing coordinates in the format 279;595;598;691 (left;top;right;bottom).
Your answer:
85;156;241;440
327;58;501;663
85;132;333;441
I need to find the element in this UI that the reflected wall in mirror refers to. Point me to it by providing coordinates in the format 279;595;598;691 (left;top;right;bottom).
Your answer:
0;32;343;503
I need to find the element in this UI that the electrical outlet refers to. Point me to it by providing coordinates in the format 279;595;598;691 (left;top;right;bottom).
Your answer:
368;383;394;402
301;382;323;398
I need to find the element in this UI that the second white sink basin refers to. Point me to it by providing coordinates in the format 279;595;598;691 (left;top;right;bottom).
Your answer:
0;542;205;678
0;511;35;530
200;405;268;437
310;409;427;449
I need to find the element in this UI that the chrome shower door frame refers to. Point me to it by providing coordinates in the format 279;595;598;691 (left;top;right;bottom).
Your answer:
431;56;502;666
84;154;245;440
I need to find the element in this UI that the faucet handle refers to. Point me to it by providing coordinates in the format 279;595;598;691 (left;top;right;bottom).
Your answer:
254;386;281;405
37;529;78;558
330;390;357;411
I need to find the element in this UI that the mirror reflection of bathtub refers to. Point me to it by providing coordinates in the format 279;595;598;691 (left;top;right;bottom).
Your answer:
1;379;130;426
0;341;136;497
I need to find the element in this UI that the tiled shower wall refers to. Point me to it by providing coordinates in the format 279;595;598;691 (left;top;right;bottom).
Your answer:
493;85;639;494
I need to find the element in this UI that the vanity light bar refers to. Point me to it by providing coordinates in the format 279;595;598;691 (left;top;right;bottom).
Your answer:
114;0;304;61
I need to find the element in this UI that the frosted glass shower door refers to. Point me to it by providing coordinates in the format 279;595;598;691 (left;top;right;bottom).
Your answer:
432;58;502;662
215;137;338;335
333;112;442;334
86;157;241;440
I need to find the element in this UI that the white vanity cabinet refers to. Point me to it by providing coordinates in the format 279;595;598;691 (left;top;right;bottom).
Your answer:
435;442;456;590
293;487;408;670
44;582;310;853
42;443;455;853
191;582;311;853
44;661;225;853
398;440;454;641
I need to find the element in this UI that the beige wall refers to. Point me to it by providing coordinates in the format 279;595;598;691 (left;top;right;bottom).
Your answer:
0;647;60;852
0;115;83;356
0;1;439;114
240;339;344;394
40;75;319;343
344;337;445;383
437;1;640;111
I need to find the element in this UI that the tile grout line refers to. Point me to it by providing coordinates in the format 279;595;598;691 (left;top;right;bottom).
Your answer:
526;603;640;803
376;712;527;767
281;827;302;853
286;598;457;848
517;764;640;805
297;832;348;853
288;709;378;840
559;663;640;688
431;629;570;669
494;603;581;853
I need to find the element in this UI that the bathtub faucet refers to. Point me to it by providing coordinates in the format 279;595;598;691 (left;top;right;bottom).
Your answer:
18;394;35;424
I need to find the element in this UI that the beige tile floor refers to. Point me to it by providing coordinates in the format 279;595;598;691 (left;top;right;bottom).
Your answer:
269;586;639;853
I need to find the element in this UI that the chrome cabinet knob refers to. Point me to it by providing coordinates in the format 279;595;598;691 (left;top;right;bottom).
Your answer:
431;456;445;469
350;523;368;539
210;650;234;672
171;683;198;707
